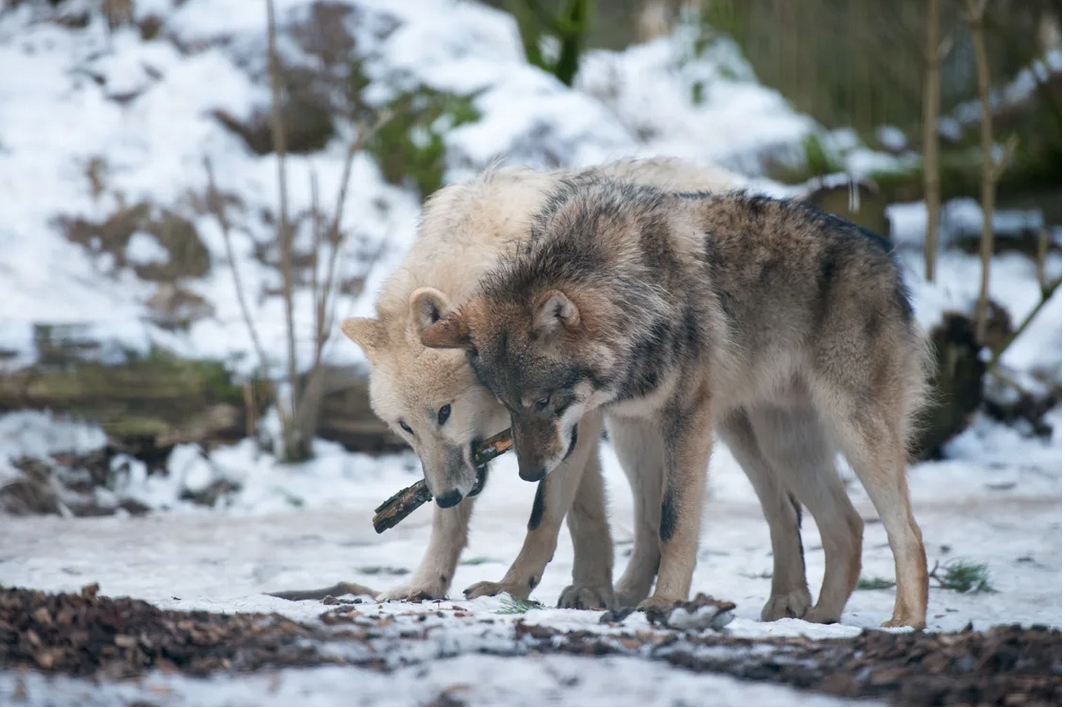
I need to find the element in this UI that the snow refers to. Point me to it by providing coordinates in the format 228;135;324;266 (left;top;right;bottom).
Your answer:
0;0;1060;703
876;125;908;152
0;411;107;484
3;403;1061;626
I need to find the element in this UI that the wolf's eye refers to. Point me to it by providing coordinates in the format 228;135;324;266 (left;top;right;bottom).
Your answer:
398;420;413;435
535;396;551;411
437;404;451;426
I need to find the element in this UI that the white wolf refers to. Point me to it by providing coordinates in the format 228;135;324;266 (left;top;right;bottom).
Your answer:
342;158;741;607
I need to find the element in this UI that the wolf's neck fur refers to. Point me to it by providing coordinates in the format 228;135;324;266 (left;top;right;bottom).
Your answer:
482;180;723;405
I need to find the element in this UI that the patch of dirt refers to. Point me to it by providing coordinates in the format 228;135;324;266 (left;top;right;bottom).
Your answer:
2;585;1059;706
57;202;210;283
0;584;347;679
516;621;1062;707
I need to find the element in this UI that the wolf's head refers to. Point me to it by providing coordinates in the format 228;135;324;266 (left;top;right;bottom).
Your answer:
341;286;509;507
420;286;618;482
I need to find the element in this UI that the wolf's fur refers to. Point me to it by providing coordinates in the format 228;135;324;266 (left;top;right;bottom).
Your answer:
342;159;743;606
421;179;933;628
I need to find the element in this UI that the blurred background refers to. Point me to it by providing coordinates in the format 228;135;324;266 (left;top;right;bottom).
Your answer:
0;0;1059;517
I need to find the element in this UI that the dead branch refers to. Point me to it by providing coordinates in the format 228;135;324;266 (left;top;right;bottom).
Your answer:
309;164;323;354
266;0;300;446
1036;228;1048;290
923;0;943;282
314;110;394;366
203;157;273;389
987;274;1062;370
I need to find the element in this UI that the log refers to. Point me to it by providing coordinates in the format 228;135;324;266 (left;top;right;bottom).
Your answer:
371;428;513;533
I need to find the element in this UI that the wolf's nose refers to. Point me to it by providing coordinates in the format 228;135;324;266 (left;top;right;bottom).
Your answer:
518;462;546;482
435;489;463;508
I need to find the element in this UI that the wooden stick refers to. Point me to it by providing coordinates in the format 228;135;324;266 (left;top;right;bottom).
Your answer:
372;429;513;534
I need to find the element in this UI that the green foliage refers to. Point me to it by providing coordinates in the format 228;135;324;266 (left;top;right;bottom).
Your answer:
361;82;480;199
496;596;545;614
459;556;497;566
509;0;591;87
801;133;845;178
856;577;896;590
932;560;996;594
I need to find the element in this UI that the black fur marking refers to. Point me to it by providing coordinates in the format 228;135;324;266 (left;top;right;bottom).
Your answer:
616;318;674;401
528;481;546;531
797;202;915;324
639;214;680;273
563;424;579;460
440;574;448;586
552;388;577;418
891;259;916;322
660;489;678;542
529;575;539;590
702;231;721;276
685;304;703;348
717;290;736;323
790;493;805;574
814;241;843;329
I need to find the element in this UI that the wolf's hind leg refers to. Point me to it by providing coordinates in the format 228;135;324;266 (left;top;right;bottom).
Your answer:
748;400;864;625
718;410;811;621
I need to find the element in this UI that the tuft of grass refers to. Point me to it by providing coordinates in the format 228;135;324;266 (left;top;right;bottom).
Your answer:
740;570;773;580
496;596;544;614
459;557;496;566
856;577;896;591
931;560;996;594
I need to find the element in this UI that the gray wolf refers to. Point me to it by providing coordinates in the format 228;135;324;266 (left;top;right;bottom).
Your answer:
420;178;932;628
341;159;742;608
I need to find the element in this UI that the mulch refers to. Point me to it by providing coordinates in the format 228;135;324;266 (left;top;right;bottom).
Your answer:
1;585;1060;706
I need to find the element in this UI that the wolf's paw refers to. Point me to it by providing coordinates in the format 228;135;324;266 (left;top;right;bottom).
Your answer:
881;614;925;630
802;603;843;625
635;594;682;614
760;588;812;621
463;580;530;601
377;581;447;603
613;580;652;609
557;583;615;610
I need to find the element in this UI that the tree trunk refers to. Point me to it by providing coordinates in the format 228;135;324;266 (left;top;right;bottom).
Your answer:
922;0;942;282
968;0;995;344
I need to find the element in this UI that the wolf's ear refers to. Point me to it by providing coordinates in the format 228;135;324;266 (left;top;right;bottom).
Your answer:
421;310;472;350
533;289;580;334
340;317;387;361
408;287;450;337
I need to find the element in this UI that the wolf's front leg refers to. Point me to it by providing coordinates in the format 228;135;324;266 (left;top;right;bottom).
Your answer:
378;497;474;602
464;413;606;605
558;427;616;610
637;400;713;612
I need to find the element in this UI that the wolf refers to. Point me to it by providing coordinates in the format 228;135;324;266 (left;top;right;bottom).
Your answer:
342;158;744;608
420;178;933;629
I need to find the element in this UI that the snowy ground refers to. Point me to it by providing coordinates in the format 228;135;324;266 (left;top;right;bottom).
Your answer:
0;0;1060;704
0;406;1060;704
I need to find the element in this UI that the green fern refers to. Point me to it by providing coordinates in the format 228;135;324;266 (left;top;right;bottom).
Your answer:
496;596;544;614
932;560;996;594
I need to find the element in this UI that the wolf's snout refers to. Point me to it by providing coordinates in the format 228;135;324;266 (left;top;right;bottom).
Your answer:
518;461;546;482
435;489;463;508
